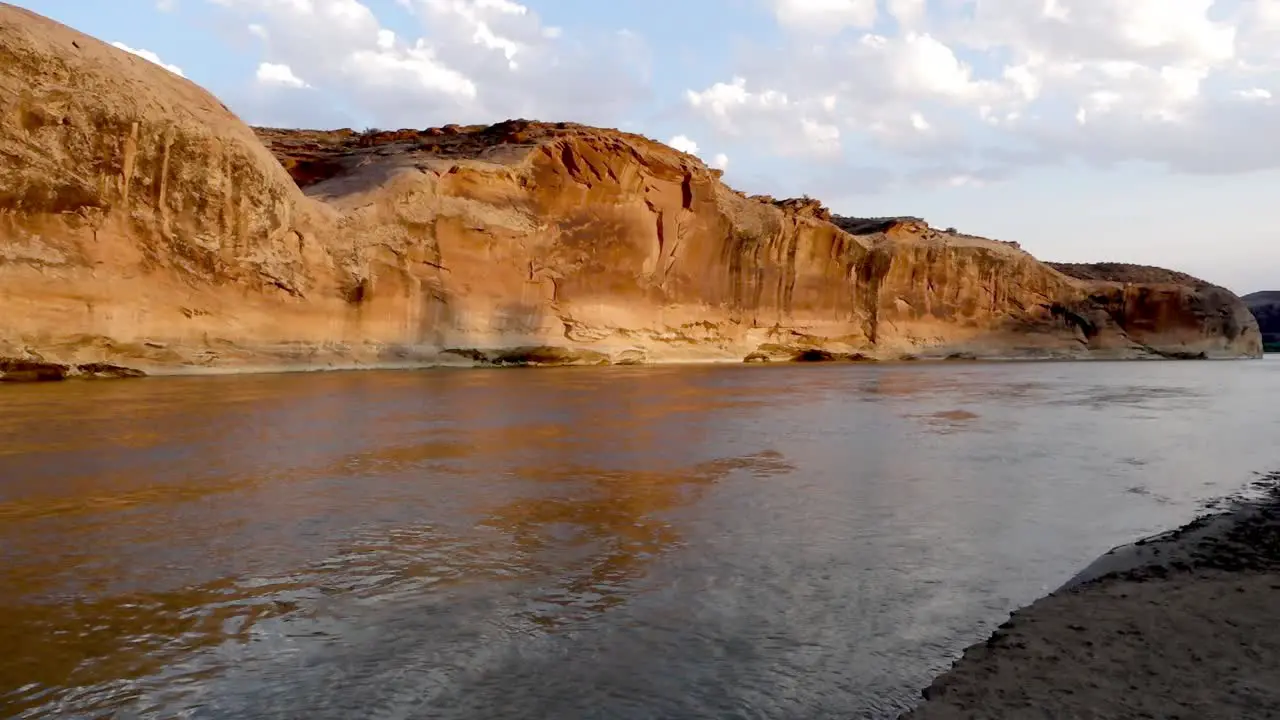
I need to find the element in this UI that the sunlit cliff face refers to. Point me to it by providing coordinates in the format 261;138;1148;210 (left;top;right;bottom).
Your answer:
0;5;1262;380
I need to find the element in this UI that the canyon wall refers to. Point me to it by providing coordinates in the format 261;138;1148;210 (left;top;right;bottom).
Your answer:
0;5;1262;377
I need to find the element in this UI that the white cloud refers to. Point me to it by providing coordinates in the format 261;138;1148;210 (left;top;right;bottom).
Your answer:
772;0;876;34
886;0;925;29
423;0;524;69
800;118;841;153
960;0;1235;68
157;0;177;10
685;77;841;158
206;0;648;128
110;42;185;76
345;42;476;99
685;32;1009;159
713;153;729;170
685;0;1280;182
668;134;699;155
256;62;309;88
685;77;789;129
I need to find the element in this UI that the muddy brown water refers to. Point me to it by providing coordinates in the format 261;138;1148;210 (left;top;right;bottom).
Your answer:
1;359;1278;718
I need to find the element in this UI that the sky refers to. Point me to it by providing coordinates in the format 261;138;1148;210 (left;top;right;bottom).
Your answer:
17;0;1280;294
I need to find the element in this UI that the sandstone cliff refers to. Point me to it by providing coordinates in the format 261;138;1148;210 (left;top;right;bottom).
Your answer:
1242;292;1280;350
1047;263;1262;360
0;5;1262;378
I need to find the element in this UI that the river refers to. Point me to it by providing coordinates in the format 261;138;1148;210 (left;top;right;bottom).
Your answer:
1;358;1278;718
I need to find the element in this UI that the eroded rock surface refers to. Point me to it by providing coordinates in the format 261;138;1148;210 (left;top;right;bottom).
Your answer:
0;5;1263;376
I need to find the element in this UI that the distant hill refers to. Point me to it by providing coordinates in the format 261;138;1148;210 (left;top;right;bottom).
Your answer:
1243;291;1280;305
1243;292;1280;351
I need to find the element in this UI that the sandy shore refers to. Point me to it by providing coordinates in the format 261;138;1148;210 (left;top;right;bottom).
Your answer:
902;477;1280;719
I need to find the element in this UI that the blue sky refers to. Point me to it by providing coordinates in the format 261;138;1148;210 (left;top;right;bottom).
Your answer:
17;0;1280;293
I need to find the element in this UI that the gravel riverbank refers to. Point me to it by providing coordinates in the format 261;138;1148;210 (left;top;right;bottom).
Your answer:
902;476;1280;719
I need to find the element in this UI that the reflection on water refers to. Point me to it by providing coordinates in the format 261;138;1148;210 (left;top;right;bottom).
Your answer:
481;453;793;628
911;409;983;434
0;360;1278;718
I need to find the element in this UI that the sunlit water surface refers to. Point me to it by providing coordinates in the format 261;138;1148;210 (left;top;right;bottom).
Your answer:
2;358;1278;719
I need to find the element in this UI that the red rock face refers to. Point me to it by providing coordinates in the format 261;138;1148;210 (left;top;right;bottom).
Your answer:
0;6;1262;377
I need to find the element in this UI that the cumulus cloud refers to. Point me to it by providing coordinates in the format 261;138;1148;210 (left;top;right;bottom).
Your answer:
685;77;842;158
255;62;308;88
668;134;699;154
207;0;648;128
110;41;185;77
685;0;1280;182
